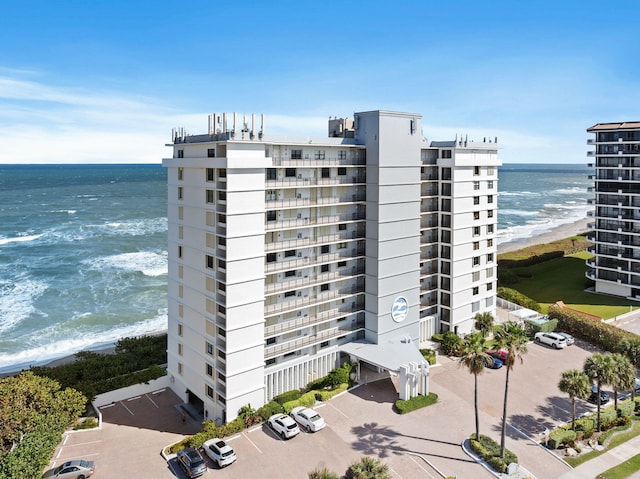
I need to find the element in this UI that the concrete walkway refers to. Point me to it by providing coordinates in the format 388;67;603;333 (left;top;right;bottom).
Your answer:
558;435;640;479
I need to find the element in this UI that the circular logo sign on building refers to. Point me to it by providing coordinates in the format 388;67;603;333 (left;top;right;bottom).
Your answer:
391;296;408;322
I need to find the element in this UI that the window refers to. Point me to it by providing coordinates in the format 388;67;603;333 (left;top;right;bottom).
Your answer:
472;301;480;313
291;149;302;159
473;181;480;190
487;167;495;175
473;287;479;295
337;242;346;250
337;167;347;176
486;297;494;307
207;168;215;181
320;283;329;291
206;385;214;399
206;363;213;377
321;168;330;178
178;167;184;180
486;267;494;278
284;290;296;297
487;238;493;247
487;253;494;263
487;210;494;218
207;148;215;158
206;255;214;269
473;211;480;220
206;190;215;203
178;187;183;200
473;242;479;250
266;210;276;221
285;168;296;177
487;282;493;291
177;149;184;158
217;349;226;359
314;150;326;160
321;264;329;273
473;196;480;205
441;183;451;196
441;149;452;159
266;168;277;180
265;358;276;366
488;195;494;204
441;167;452;180
218;169;226;178
178;343;183;356
285;270;296;277
338;261;346;267
266;337;276;345
178;246;183;258
473;226;480;236
266;253;276;263
441;199;451;212
178;362;183;375
217;191;226;201
487;224;494;233
178;323;183;336
321;245;330;254
473;256;480;266
472;271;480;282
320;341;329;348
285;249;296;257
338;150;347;160
339;223;347;231
206;342;214;355
488;180;494;189
474;166;480;176
217;258;226;269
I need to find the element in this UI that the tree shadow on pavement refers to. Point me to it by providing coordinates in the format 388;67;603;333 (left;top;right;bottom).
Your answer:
350;422;476;463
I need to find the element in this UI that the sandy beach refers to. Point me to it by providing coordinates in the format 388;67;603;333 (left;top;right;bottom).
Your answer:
497;217;591;254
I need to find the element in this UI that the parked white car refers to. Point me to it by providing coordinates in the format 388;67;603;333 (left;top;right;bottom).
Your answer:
203;438;236;468
267;413;300;439
290;407;326;432
534;332;567;349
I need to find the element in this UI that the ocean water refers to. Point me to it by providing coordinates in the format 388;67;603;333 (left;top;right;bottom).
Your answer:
0;164;168;373
0;162;592;372
496;163;593;245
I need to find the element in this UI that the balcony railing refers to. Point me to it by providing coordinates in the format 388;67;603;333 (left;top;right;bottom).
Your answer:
264;304;364;337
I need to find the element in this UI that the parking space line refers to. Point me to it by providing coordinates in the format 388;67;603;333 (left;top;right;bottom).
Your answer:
152;388;166;394
388;465;402;478
226;434;242;442
119;400;134;415
406;452;448;479
325;401;350;419
127;395;141;401
99;403;116;409
62;440;103;447
407;455;438;479
242;431;263;454
145;393;159;409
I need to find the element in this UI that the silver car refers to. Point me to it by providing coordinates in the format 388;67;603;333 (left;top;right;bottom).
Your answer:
43;460;94;479
534;332;567;349
290;406;326;432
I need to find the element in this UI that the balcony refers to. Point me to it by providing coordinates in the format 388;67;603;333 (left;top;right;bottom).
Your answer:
264;230;364;253
265;304;364;337
266;212;365;231
264;267;365;295
587;151;595;157
270;154;366;167
264;281;364;315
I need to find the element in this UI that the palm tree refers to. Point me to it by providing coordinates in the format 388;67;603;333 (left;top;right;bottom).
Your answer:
584;353;615;431
558;369;591;431
494;321;529;458
620;338;640;399
474;312;495;338
610;353;635;409
308;467;340;479
346;457;391;479
458;332;492;440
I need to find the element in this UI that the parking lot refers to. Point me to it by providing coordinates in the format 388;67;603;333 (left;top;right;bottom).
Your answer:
47;338;610;479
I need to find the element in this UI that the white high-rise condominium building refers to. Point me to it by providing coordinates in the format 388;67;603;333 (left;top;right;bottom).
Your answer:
163;110;500;424
587;122;640;298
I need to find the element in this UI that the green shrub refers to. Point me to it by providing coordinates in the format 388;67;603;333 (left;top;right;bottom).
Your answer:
256;401;284;420
73;416;98;430
498;250;564;269
618;399;635;418
548;429;576;449
496;287;541;312
419;348;437;365
439;331;463;356
430;333;444;343
395;393;438;414
498;269;519;286
548;305;640;353
574;417;596;436
326;363;352;388
469;434;517;474
283;391;317;413
273;390;302;404
514;267;533;278
315;383;348;401
305;377;327;391
598;420;632;445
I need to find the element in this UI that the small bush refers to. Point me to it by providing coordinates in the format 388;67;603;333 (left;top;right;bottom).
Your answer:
419;348;437;365
430;333;444;343
574;417;596;436
496;287;542;312
514;267;533;278
617;399;635;418
598;420;632;445
395;393;438;414
305;377;327;391
548;429;576;449
273;390;302;404
256;401;284;421
498;269;519;286
315;383;348;401
469;434;517;474
440;331;464;356
73;416;98;430
283;391;317;413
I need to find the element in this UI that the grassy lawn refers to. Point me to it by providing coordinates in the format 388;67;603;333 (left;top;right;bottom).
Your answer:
504;252;637;319
597;454;640;479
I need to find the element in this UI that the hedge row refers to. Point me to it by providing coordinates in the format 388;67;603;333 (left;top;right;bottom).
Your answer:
548;305;640;353
498;250;564;269
469;434;518;474
496;287;542;312
394;393;438;414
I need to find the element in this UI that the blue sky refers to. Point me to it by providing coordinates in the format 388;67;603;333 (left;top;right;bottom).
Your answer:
1;0;638;164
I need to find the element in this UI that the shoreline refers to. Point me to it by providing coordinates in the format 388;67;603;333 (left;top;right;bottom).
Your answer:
497;217;591;255
2;221;593;378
